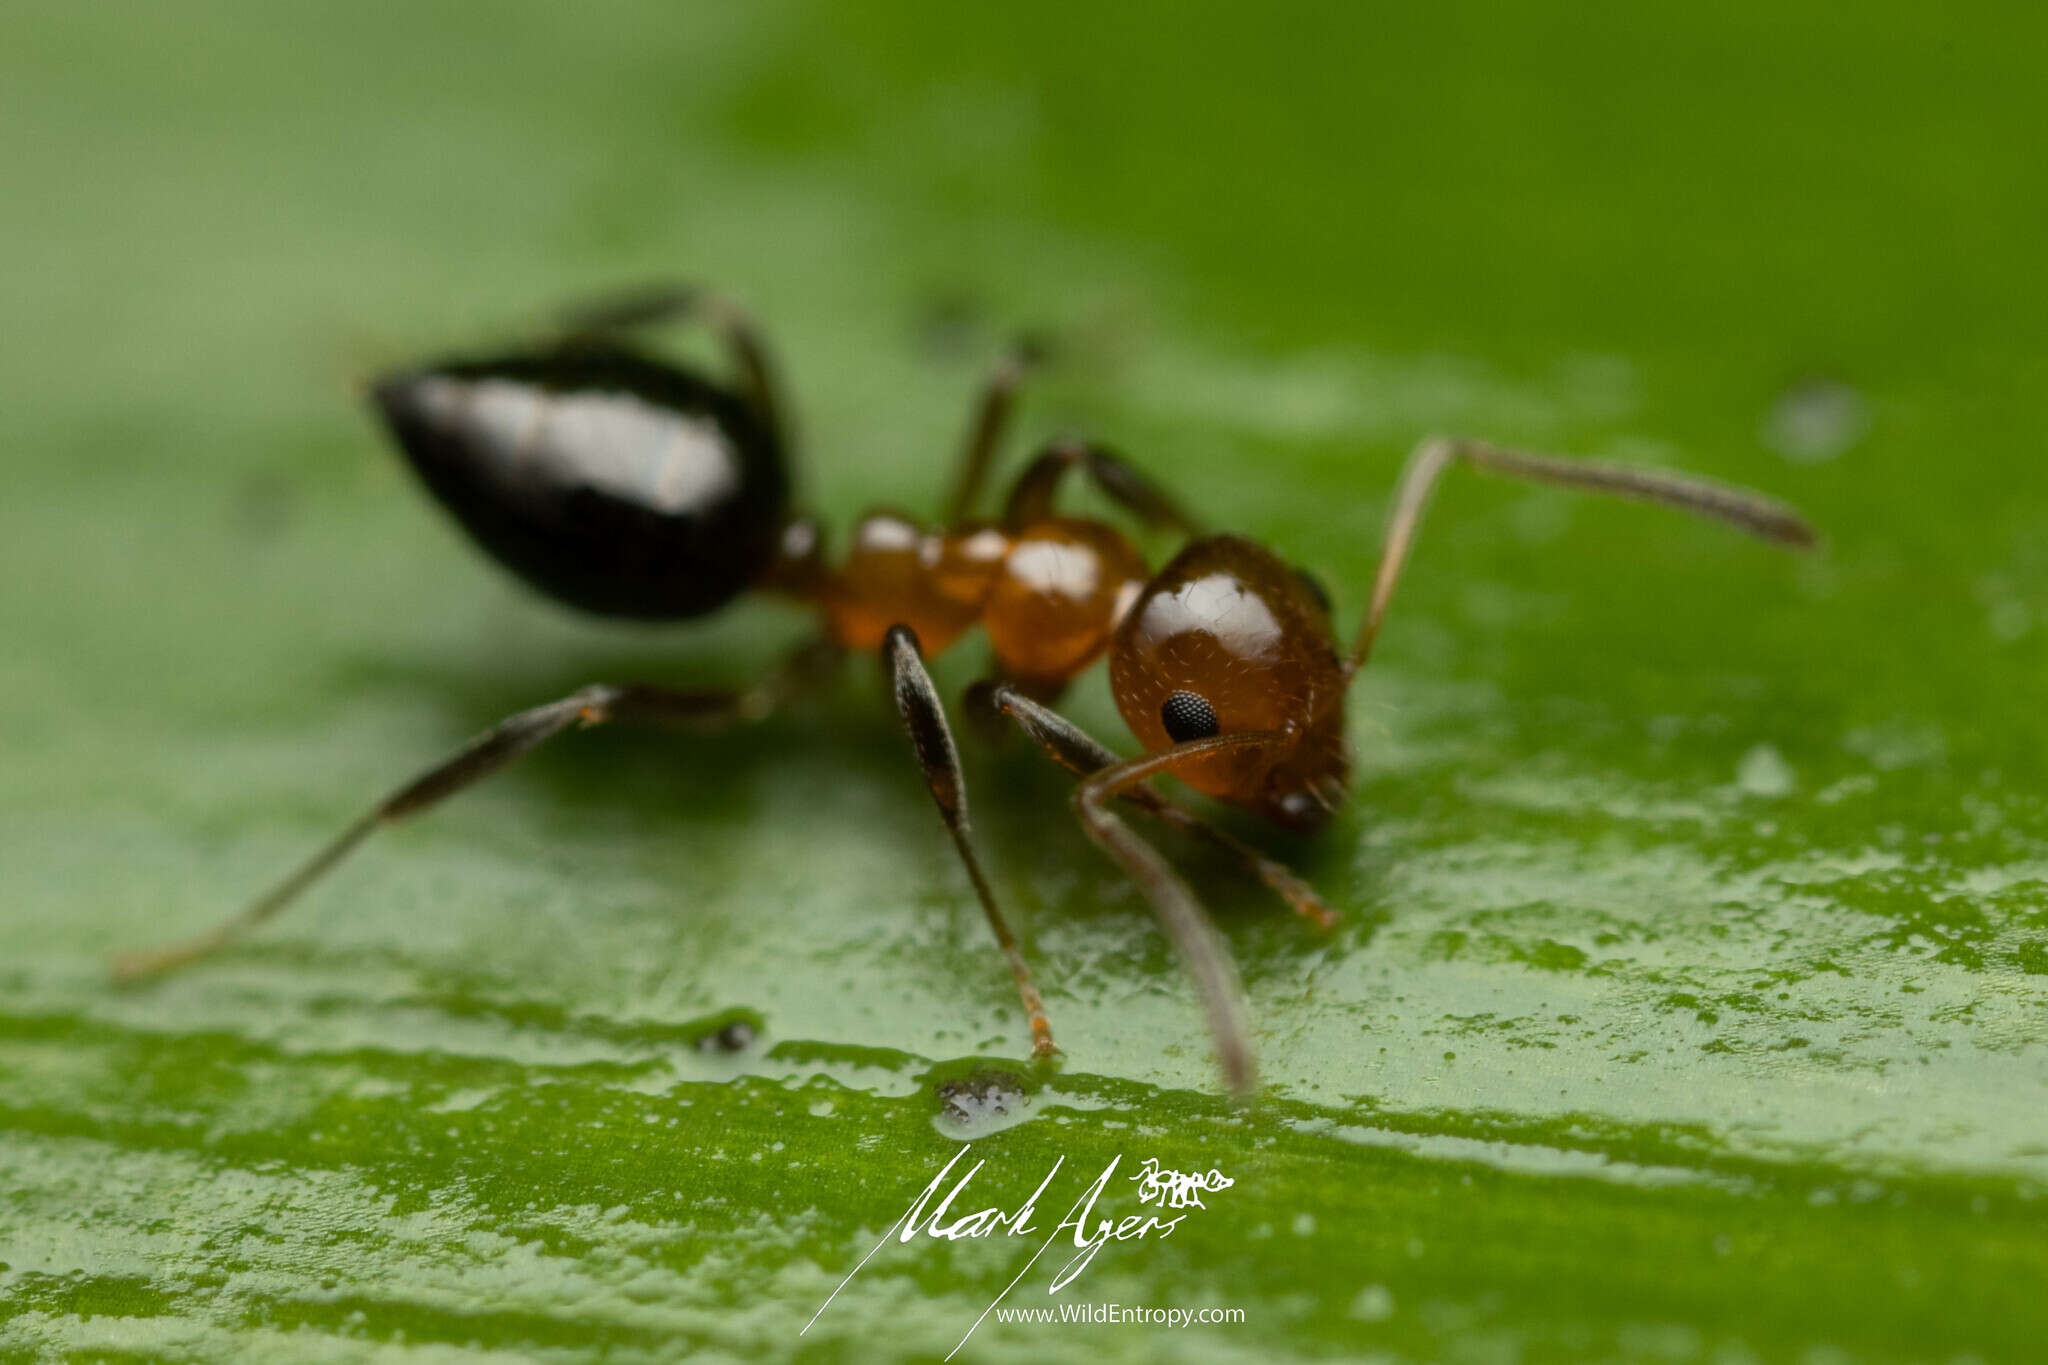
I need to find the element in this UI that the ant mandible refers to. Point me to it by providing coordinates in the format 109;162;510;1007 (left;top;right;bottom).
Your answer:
114;285;1818;1092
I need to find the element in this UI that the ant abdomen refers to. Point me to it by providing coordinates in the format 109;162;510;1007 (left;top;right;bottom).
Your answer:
372;347;788;620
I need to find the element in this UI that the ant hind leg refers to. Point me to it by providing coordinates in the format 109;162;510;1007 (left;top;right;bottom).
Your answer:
114;640;839;983
552;283;791;453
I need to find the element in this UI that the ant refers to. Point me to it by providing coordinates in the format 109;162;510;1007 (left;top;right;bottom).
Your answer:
114;285;1818;1092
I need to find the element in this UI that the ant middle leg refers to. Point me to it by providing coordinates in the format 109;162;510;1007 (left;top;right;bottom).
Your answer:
1000;439;1199;534
943;340;1044;525
113;637;840;983
881;626;1056;1060
937;342;1197;537
970;682;1337;931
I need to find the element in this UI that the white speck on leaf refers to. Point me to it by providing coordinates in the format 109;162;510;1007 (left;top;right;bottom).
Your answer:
1737;744;1796;798
1350;1284;1396;1321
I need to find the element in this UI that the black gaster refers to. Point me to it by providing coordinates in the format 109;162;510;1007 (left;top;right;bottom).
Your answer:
371;347;788;619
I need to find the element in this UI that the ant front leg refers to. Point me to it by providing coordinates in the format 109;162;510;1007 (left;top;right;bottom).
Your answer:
551;282;792;453
1071;732;1292;1094
969;680;1284;1091
971;682;1337;931
881;627;1056;1060
113;638;840;983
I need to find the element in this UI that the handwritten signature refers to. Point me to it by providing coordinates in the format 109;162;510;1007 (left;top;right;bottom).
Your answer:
803;1146;1237;1356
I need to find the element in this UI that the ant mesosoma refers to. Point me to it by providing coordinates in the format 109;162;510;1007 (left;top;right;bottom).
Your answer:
115;285;1818;1091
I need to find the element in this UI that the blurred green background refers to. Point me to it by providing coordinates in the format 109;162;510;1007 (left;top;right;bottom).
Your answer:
4;3;2047;1362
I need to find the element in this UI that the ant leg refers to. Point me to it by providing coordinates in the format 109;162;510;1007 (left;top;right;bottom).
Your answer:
1071;731;1291;1093
1000;439;1200;534
113;639;840;983
1349;436;1819;675
943;341;1043;525
969;682;1336;930
882;626;1056;1059
552;283;790;452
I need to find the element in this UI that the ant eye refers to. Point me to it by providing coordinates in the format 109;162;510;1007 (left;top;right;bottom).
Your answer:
1160;690;1221;743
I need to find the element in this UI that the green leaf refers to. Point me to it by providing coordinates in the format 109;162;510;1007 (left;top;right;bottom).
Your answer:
5;2;2045;1361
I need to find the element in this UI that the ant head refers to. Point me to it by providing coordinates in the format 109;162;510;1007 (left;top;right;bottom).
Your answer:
1109;535;1351;832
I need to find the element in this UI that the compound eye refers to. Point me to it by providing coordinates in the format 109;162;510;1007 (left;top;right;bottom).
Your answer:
1160;690;1221;743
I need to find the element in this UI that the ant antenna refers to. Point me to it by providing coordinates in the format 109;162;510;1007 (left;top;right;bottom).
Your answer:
1348;436;1818;677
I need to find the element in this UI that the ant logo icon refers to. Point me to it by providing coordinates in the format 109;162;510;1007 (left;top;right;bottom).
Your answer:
1130;1157;1235;1210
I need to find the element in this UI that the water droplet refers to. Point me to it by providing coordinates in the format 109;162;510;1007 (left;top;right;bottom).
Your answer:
1764;377;1869;464
694;1014;762;1054
932;1067;1034;1139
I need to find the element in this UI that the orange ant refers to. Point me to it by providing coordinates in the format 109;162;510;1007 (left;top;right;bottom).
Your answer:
115;285;1818;1091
